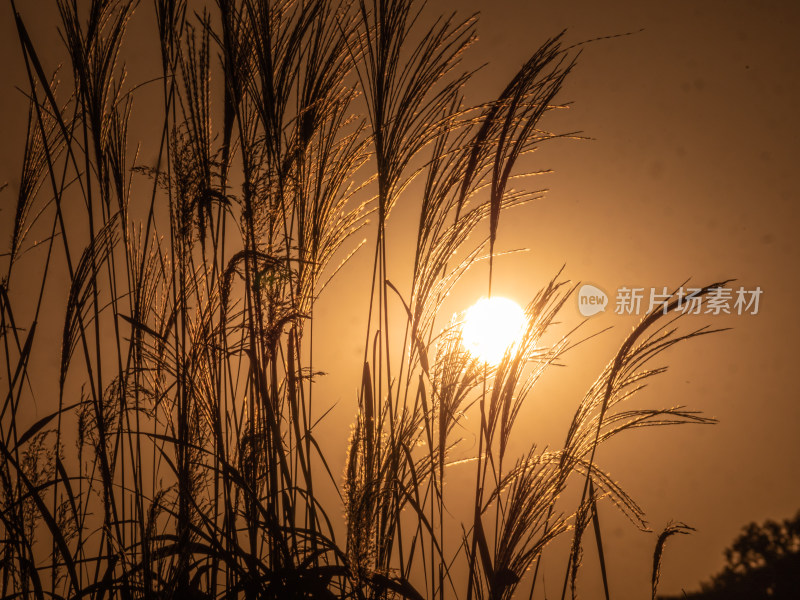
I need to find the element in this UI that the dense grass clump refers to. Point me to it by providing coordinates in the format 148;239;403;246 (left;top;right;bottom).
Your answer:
1;1;724;598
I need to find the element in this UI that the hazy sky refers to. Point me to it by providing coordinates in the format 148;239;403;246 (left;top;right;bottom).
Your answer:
438;1;800;596
1;1;798;598
309;1;800;596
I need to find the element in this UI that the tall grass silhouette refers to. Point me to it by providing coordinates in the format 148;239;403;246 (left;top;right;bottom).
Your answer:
1;1;725;598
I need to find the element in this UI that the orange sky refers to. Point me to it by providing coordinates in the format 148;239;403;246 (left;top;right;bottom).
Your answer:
1;1;798;598
439;1;800;596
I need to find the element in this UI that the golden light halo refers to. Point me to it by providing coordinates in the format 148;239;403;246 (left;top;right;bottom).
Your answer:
461;296;527;365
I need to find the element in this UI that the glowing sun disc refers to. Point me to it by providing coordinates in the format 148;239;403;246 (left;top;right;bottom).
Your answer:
461;297;526;365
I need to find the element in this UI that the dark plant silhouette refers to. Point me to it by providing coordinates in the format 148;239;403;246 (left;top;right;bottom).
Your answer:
659;511;800;600
0;0;726;598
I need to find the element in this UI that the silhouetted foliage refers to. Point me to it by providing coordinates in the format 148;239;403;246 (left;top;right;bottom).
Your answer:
1;0;727;597
660;511;800;600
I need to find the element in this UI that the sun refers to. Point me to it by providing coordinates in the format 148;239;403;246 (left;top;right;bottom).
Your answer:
461;297;527;365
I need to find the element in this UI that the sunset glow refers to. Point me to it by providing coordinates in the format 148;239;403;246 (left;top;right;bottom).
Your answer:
461;297;527;365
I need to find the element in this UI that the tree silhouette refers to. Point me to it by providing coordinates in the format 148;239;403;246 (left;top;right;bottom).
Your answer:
661;511;800;599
